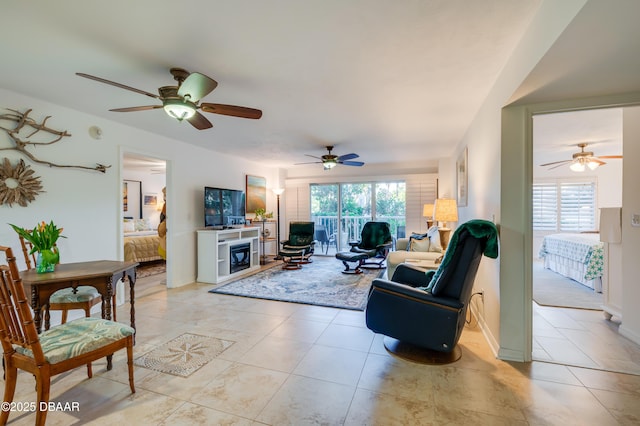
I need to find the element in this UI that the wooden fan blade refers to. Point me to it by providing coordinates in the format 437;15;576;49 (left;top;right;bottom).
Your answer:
178;72;218;102
76;73;159;99
548;162;572;170
294;161;322;165
598;155;623;159
187;112;213;130
200;103;262;119
109;105;163;112
540;159;571;167
337;153;359;161
340;160;364;167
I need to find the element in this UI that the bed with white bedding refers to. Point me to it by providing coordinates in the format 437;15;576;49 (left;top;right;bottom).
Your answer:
123;218;162;263
538;233;604;292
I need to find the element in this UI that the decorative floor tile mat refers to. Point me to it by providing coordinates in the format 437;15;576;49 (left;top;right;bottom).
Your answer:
135;333;234;377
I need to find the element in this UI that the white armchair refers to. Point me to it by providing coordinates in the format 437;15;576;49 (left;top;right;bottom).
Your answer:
386;227;443;278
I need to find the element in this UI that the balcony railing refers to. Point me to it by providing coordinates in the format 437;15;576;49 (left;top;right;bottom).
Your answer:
311;215;405;254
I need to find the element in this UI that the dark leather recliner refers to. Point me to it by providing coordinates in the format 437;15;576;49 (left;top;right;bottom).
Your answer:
365;219;499;354
279;221;315;266
348;221;393;268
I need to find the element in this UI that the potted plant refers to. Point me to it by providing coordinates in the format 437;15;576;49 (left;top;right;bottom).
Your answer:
9;221;66;273
254;208;266;222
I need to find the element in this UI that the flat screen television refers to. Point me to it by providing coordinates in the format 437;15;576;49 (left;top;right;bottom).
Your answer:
204;187;246;228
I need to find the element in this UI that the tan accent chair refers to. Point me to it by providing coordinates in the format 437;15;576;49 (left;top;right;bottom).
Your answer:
0;246;135;426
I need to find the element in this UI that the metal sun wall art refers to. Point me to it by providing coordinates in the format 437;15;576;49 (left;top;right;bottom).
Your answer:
0;108;111;207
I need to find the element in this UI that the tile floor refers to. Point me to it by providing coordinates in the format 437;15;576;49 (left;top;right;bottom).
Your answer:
533;303;640;376
6;272;640;425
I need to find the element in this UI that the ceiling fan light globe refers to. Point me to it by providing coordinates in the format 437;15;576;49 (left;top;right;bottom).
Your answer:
323;160;337;170
164;100;196;121
569;162;586;172
587;160;600;170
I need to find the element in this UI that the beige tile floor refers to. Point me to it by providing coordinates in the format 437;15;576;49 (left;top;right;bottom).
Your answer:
6;272;640;425
533;302;640;376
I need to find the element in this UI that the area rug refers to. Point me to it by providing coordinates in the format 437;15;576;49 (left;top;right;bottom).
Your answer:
134;333;234;377
209;256;383;310
533;261;603;310
137;260;166;278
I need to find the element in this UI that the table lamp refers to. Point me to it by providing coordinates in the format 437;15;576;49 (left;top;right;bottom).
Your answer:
422;203;434;228
434;198;458;250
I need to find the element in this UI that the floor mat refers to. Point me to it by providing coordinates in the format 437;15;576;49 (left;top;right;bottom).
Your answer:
134;333;234;377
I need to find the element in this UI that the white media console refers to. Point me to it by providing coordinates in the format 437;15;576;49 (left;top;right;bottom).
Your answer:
197;227;261;284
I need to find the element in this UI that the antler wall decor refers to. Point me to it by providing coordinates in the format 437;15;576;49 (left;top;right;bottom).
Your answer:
0;157;44;207
0;108;111;173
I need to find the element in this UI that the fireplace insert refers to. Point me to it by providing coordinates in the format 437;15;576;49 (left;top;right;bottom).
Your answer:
230;243;251;274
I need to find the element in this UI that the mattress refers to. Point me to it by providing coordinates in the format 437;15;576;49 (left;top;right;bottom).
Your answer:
124;233;161;263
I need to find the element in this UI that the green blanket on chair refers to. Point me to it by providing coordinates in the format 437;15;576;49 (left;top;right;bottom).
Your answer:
424;219;499;291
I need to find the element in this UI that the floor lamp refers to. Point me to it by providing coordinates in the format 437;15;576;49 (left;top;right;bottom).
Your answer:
273;188;284;260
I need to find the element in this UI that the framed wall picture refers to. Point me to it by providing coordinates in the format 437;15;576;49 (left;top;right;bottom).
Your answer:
143;194;158;206
246;175;267;213
123;179;142;219
456;147;468;207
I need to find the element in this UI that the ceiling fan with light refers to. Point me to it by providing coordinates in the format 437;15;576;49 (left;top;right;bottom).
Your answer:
76;68;262;130
540;143;622;172
296;146;364;170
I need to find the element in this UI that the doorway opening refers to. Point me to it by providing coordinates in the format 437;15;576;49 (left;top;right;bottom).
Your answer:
531;108;639;375
122;152;167;291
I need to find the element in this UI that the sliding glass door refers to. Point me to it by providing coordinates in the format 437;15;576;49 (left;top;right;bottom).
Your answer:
311;181;405;255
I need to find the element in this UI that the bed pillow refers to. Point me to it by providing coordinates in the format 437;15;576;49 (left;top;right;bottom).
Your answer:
134;218;151;231
123;220;135;233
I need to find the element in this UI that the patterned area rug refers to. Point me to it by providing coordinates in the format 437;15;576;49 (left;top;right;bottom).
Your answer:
209;256;383;310
134;333;234;377
136;260;166;278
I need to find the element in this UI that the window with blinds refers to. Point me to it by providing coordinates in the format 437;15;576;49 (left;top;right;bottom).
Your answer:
533;181;596;232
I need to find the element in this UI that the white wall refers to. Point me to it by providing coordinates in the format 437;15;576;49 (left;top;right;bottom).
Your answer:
620;106;640;343
458;0;588;359
0;88;279;287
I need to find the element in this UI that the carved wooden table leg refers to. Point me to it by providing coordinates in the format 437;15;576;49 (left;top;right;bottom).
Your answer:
31;287;42;333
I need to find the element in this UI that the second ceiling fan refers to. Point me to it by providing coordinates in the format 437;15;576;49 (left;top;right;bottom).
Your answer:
540;143;622;172
76;67;262;130
296;146;364;170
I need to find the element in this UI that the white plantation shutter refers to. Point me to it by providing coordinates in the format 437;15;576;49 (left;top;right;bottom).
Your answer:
533;180;596;232
560;182;596;231
533;183;557;231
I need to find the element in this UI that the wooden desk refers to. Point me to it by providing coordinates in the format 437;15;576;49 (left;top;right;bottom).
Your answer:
21;260;138;334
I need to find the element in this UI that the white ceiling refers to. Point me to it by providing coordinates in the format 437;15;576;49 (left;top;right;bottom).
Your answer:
2;1;639;172
1;0;541;169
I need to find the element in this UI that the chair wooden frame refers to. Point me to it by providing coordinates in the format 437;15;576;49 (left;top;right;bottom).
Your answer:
0;246;135;426
19;235;116;325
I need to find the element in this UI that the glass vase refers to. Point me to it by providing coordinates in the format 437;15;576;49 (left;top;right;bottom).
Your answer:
36;248;59;274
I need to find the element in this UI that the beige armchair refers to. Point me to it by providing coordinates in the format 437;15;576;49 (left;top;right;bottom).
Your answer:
386;227;443;278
